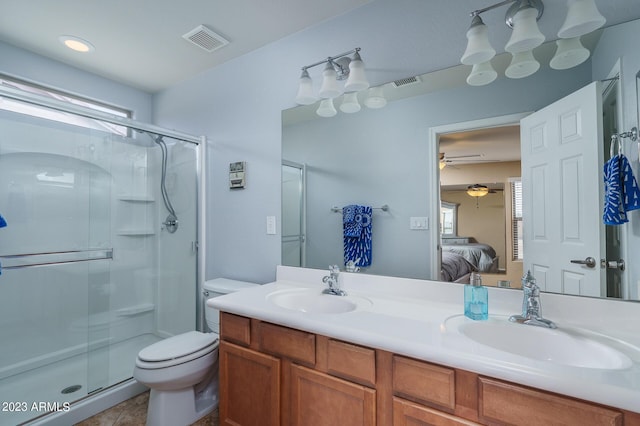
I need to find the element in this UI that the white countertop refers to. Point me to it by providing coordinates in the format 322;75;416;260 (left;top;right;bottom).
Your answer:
209;266;640;413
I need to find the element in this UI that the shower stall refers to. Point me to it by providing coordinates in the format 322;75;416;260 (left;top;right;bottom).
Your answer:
0;86;204;425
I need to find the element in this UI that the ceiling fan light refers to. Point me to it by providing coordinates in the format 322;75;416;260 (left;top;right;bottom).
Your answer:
339;92;361;113
461;15;496;65
558;0;606;39
295;69;318;105
467;184;490;197
318;62;342;99
550;37;590;70
505;50;540;79
466;60;497;86
344;51;369;92
364;86;387;109
316;98;337;117
505;6;545;53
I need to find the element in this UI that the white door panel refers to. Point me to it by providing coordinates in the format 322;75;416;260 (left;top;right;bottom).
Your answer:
521;82;606;297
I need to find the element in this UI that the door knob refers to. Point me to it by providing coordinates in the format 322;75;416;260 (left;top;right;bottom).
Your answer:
570;257;597;268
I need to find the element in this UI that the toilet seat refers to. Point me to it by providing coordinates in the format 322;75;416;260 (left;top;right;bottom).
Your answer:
136;331;219;370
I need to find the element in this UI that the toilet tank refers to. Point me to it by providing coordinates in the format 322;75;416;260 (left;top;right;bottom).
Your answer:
203;278;258;333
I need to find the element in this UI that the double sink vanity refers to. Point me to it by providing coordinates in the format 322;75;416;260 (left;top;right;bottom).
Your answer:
209;266;640;425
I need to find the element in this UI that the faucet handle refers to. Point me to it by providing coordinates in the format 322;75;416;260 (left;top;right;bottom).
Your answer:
329;264;340;275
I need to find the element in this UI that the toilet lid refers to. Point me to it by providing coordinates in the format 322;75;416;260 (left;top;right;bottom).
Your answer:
138;331;218;362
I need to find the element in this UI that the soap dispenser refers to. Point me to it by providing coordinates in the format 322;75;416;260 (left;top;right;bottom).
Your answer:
464;272;488;320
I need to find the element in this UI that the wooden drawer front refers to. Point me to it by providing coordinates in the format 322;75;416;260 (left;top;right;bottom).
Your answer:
393;355;455;411
393;397;480;426
259;321;315;365
327;339;376;387
220;312;251;346
479;377;623;426
291;364;376;426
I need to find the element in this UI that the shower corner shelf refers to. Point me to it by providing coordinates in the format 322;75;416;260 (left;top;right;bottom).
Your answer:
117;229;156;236
117;194;155;202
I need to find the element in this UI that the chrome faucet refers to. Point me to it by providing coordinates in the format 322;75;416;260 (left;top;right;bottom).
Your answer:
509;271;556;329
322;265;347;296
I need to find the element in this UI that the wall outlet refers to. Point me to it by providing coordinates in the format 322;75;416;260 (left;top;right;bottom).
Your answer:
409;217;429;230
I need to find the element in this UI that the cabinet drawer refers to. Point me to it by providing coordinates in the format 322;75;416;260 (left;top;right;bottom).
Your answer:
393;355;455;411
259;321;315;365
327;339;376;387
220;312;251;346
393;397;480;426
478;377;622;426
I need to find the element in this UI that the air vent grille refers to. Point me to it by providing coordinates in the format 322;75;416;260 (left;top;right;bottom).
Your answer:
392;76;421;88
182;25;229;52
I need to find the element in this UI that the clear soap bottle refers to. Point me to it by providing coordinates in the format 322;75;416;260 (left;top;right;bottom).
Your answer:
464;272;488;320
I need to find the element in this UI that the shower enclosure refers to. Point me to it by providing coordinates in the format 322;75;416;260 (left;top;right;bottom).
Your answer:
0;86;203;425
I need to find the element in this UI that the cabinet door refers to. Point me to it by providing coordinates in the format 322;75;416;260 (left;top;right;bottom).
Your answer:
290;364;376;426
393;397;480;426
219;341;280;426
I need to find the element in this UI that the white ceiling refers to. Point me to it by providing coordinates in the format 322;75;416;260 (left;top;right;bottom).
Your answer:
0;0;371;93
2;1;640;94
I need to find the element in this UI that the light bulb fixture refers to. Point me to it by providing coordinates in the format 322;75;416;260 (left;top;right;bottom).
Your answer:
466;60;498;86
504;1;545;53
467;184;490;197
59;35;95;53
316;98;337;118
558;0;606;39
505;50;540;79
461;14;496;65
340;92;361;113
295;47;370;110
549;37;590;70
460;0;603;85
364;86;387;109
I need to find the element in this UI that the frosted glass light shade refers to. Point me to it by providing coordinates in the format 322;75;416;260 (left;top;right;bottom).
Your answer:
558;0;606;39
461;16;496;65
466;61;497;86
550;37;590;70
505;7;545;53
364;86;387;109
316;98;337;117
505;50;540;79
295;69;317;105
340;92;361;113
319;63;341;99
344;52;369;92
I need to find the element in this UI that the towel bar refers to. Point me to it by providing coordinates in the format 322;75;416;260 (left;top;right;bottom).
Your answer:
331;204;389;213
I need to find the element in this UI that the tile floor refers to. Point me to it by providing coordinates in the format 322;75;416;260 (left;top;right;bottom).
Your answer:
74;391;218;426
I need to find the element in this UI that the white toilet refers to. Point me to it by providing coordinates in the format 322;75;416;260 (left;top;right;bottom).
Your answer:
133;278;258;426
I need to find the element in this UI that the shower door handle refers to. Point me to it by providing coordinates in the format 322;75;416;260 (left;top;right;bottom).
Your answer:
570;257;597;268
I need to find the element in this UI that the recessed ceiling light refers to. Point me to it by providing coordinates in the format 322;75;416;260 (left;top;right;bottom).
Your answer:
59;35;95;53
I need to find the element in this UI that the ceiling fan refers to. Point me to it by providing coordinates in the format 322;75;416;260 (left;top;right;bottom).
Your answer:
439;152;491;169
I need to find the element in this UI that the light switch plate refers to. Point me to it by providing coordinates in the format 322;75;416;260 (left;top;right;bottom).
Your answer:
266;216;276;235
409;217;428;230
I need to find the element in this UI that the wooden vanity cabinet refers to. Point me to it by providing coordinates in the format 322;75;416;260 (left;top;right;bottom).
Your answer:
219;312;637;426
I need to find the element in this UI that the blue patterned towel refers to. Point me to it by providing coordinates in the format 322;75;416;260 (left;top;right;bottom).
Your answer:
343;205;372;267
603;154;640;225
0;213;6;228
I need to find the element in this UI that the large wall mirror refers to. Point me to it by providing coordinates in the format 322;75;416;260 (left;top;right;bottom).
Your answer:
282;17;640;301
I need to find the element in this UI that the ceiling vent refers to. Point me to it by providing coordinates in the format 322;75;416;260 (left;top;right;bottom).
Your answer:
392;75;421;88
182;25;229;52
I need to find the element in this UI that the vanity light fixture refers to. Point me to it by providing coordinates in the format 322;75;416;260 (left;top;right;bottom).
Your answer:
460;0;605;85
295;48;372;117
59;35;95;53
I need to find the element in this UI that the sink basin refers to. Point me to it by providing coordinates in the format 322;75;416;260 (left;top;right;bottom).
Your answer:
445;316;633;370
267;288;372;314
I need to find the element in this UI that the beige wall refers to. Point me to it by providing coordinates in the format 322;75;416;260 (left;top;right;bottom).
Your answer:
440;161;523;287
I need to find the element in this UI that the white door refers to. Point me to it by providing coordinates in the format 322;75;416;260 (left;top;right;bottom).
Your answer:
521;81;606;297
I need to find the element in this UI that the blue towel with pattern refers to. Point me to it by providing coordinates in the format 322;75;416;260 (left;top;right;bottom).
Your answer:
603;154;640;225
343;205;372;267
0;213;6;228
